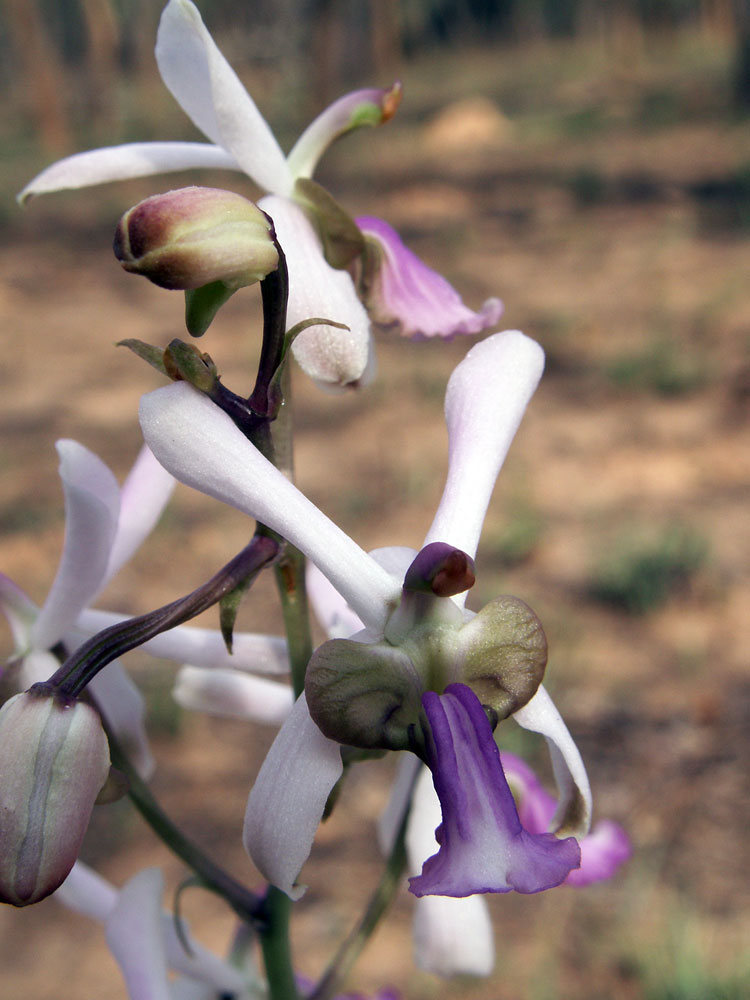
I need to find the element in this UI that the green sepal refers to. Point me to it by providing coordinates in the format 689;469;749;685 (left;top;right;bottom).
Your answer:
184;281;237;337
218;579;253;654
306;639;424;752
163;339;218;392
117;338;169;376
293;177;365;270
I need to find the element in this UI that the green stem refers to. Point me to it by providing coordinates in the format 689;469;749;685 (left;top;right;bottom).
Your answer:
258;887;301;1000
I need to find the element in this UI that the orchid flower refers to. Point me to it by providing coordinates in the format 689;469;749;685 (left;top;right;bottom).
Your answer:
138;329;593;905
19;0;502;386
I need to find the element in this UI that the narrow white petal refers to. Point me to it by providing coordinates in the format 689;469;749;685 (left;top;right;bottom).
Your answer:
174;666;293;725
105;869;172;1000
376;753;421;855
32;441;119;650
139;383;399;631
512;684;592;837
413;895;494;977
306;563;364;639
161;918;247;995
75;609;290;674
243;693;342;900
0;574;38;650
156;0;291;194
424;331;544;580
89;661;155;780
261;195;372;388
104;446;175;585
19;143;239;203
54;861;118;921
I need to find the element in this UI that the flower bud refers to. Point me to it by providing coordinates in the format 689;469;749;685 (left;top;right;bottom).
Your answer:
0;688;110;907
113;186;279;291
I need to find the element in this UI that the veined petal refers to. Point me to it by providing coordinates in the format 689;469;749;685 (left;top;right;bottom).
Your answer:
357;216;503;340
405;765;494;976
287;84;402;181
261;195;372;388
104;446;175;585
0;574;37;651
173;666;293;725
139;383;399;631
75;609;290;675
32;441;119;650
105;869;172;1000
18;143;240;203
89;661;155;780
512;684;592;837
424;331;544;578
409;684;580;897
156;0;292;195
243;693;343;900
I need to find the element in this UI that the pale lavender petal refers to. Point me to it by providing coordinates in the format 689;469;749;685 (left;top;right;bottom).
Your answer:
105;869;171;1000
565;820;631;887
502;752;553;834
161;919;248;995
377;753;421;855
306;564;364;639
18;649;60;689
243;693;343;900
75;609;290;674
512;684;592;837
32;441;120;650
104;446;176;585
357;216;502;340
424;332;545;575
261;195;372;388
369;546;418;582
89;662;155;780
19;143;240;203
156;0;291;195
0;574;37;650
409;684;580;897
173;666;293;724
287;85;401;180
139;383;400;631
54;861;118;921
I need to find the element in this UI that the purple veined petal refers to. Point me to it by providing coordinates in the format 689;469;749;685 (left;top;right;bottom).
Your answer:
54;861;118;921
104;445;176;586
565;819;631;887
424;332;545;585
105;869;172;1000
31;441;120;650
512;684;592;838
306;563;365;639
173;666;293;725
502;751;555;835
0;574;38;650
156;0;292;195
287;84;402;181
260;195;373;388
18;143;240;203
357;216;503;341
243;692;343;900
139;383;400;632
89;661;155;781
409;684;580;898
75;609;290;675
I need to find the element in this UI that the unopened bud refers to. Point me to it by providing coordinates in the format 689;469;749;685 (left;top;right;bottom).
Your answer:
0;687;110;907
113;186;279;291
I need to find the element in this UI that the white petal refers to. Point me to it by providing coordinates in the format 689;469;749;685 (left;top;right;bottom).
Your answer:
0;574;38;650
31;441;119;650
156;0;291;194
89;661;155;780
424;331;544;586
306;563;364;639
512;684;592;837
161;918;247;995
139;383;399;631
105;869;172;1000
54;861;118;921
19;143;240;203
376;752;421;855
261;195;372;388
104;446;176;585
18;649;60;688
174;666;293;725
75;609;290;674
243;693;342;900
413;894;494;977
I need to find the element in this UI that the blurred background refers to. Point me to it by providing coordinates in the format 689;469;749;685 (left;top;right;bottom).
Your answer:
1;1;749;998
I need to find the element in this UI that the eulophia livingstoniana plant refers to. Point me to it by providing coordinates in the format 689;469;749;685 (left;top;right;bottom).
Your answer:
2;1;630;996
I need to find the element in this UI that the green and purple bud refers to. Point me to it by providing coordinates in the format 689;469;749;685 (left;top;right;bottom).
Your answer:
0;687;110;907
113;186;279;291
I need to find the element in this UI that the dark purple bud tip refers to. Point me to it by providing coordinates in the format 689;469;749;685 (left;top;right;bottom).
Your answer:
403;542;476;598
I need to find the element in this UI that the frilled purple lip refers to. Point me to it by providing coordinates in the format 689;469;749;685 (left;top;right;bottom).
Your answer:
409;684;580;897
356;216;503;340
